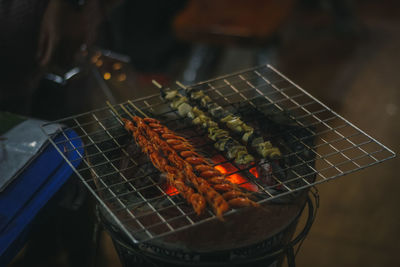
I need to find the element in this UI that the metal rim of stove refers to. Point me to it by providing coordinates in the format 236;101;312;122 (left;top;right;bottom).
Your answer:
40;64;396;246
98;189;318;267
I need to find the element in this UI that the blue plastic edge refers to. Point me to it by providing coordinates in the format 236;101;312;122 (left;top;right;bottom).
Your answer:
0;129;83;266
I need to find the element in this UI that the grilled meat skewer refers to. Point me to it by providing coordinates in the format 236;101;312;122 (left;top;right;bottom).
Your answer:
163;88;281;160
142;118;259;209
123;118;206;215
189;89;281;159
124;117;230;219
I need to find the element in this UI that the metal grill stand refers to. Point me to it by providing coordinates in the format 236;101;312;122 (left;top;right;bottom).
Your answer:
97;189;318;267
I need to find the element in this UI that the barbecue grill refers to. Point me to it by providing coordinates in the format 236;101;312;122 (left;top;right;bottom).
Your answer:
41;64;395;266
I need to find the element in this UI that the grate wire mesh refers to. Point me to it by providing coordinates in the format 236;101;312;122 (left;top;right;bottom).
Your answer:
41;64;396;244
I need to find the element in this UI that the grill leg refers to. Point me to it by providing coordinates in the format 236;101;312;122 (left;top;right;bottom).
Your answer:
286;246;296;267
90;212;104;267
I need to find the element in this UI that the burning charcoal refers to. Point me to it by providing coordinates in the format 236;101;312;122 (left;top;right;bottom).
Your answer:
270;161;287;182
256;159;274;186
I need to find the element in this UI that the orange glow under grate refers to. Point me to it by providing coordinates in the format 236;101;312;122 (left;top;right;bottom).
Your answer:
164;184;179;196
249;167;259;178
214;164;258;192
163;155;260;196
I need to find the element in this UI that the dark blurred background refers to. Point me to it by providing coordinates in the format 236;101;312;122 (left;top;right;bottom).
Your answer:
1;0;399;266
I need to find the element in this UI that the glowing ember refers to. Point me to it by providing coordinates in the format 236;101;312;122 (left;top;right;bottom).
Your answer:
227;174;258;192
164;185;179;196
213;157;258;192
249;167;259;178
164;155;260;196
214;164;236;174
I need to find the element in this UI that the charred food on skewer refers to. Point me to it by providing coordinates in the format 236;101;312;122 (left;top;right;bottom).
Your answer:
122;117;258;219
142;118;259;208
162;90;255;165
188;89;282;159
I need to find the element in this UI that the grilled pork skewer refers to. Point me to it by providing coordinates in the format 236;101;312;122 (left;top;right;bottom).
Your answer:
142;118;259;209
160;90;255;165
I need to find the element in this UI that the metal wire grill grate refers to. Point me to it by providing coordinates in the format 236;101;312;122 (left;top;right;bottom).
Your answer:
41;64;396;244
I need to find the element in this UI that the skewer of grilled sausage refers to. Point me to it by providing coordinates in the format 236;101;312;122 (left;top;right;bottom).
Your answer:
142;118;259;208
142;119;251;198
123;118;206;215
142;119;251;202
131;117;230;219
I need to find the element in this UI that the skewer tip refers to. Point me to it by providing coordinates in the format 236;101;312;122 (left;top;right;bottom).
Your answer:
175;81;187;89
127;100;149;118
152;80;162;89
